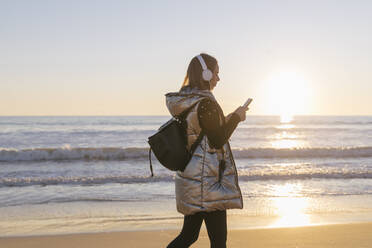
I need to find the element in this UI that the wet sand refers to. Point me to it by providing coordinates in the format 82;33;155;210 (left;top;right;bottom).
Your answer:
1;222;371;248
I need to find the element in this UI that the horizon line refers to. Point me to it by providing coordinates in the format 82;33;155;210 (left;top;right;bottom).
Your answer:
1;114;372;117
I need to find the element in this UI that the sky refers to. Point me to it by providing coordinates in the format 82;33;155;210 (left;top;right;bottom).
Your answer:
1;0;371;116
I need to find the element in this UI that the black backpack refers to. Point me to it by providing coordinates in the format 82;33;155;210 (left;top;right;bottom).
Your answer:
147;106;204;176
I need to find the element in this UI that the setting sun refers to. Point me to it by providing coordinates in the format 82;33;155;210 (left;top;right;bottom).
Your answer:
262;69;312;117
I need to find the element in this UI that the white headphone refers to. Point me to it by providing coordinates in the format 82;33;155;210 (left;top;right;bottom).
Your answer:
196;55;213;81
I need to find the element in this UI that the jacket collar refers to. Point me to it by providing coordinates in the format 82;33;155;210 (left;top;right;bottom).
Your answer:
165;87;216;118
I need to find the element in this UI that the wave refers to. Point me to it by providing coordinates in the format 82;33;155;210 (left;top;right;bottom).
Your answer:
2;172;372;187
0;175;173;187
289;121;372;126
3;126;371;134
232;147;372;158
2;146;372;162
0;129;156;135
332;121;372;125
0;147;149;162
237;127;358;132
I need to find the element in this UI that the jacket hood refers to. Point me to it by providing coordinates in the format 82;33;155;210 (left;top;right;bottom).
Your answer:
165;87;216;118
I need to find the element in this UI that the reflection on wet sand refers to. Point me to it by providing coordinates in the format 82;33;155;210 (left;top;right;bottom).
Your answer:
269;183;311;227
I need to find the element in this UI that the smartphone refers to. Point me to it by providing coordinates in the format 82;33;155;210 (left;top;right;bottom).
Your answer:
243;98;253;108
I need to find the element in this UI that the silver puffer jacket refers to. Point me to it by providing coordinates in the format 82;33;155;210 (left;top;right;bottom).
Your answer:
165;87;243;215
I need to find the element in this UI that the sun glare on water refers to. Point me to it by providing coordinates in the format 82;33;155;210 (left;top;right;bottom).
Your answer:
280;114;293;124
258;69;313;227
270;116;307;149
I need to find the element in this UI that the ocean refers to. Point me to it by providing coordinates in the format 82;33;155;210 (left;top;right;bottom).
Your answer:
1;115;372;236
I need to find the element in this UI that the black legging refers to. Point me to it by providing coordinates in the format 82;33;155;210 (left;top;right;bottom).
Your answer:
167;210;227;248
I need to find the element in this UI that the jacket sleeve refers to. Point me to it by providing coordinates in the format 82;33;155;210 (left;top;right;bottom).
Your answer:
197;98;241;149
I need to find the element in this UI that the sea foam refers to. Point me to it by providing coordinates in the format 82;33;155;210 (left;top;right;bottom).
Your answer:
1;146;372;162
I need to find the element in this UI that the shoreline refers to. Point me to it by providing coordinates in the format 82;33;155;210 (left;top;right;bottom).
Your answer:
1;222;371;248
0;220;369;238
3;198;372;238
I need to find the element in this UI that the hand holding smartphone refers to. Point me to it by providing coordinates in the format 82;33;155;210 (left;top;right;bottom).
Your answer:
242;98;253;109
233;98;252;122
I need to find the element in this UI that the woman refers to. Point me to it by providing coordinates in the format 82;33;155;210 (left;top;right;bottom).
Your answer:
165;53;248;248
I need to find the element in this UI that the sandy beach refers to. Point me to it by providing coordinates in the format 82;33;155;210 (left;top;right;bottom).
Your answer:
1;222;371;248
3;0;372;246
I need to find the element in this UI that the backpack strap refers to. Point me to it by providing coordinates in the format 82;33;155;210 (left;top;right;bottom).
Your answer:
149;147;154;177
189;130;204;155
180;99;206;156
176;103;196;121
